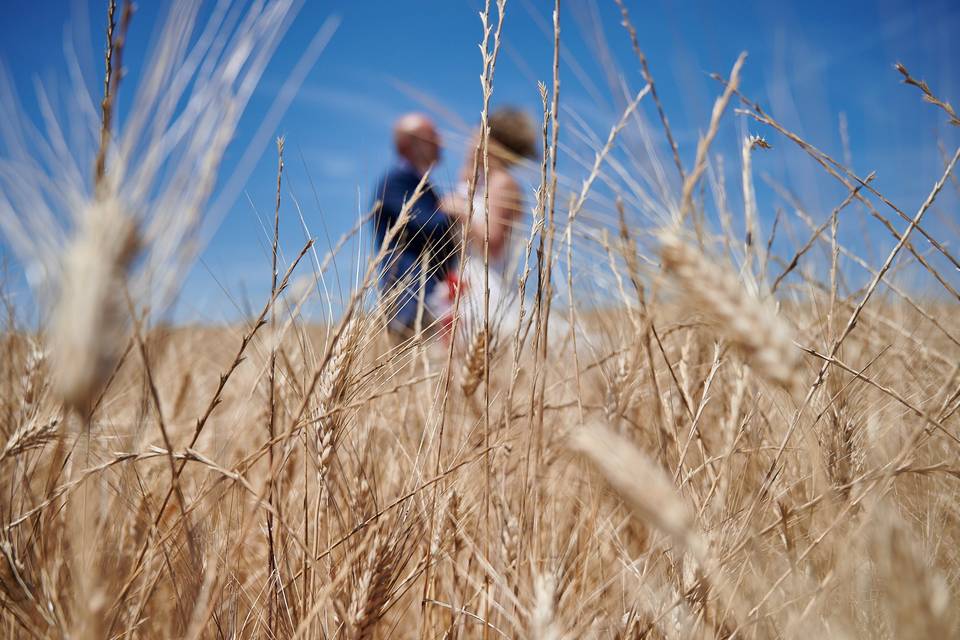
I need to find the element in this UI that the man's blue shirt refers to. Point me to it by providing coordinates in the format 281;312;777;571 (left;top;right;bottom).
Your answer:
370;162;456;329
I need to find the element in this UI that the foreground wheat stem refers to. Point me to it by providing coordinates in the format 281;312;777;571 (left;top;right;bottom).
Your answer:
525;0;561;570
265;136;284;634
478;4;507;638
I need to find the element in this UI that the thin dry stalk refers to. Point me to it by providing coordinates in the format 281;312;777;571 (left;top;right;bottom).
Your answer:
678;53;746;225
265;136;285;633
614;0;684;182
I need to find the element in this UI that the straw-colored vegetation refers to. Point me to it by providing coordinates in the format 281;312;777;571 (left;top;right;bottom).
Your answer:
1;0;959;638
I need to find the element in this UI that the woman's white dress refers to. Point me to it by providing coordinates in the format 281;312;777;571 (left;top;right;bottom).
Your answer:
429;176;592;356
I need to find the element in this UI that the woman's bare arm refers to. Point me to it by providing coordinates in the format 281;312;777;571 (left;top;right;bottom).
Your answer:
481;171;521;257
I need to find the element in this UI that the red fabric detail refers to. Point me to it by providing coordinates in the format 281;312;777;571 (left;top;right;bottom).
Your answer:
446;272;465;300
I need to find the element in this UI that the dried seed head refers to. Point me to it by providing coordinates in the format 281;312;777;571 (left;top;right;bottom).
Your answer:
569;422;706;561
660;231;802;393
824;409;863;500
495;494;519;574
604;349;641;425
1;417;59;462
50;196;140;413
445;490;464;556
348;533;388;639
313;316;364;479
318;317;362;409
460;326;488;397
0;1;319;416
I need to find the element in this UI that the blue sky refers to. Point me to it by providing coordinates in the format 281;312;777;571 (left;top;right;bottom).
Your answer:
1;0;958;323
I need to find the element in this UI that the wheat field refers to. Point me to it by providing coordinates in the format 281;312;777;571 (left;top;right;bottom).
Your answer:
1;0;960;638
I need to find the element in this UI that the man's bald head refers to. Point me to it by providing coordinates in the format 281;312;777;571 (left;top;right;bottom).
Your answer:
394;112;441;173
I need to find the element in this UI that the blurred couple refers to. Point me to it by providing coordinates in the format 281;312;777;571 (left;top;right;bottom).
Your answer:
371;109;538;343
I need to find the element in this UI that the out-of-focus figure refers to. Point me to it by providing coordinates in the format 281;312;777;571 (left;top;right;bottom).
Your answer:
443;107;539;336
371;113;457;339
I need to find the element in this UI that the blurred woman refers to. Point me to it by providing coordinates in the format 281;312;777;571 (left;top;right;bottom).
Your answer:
441;107;538;337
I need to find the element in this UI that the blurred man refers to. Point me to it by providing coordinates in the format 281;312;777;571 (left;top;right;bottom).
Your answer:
371;113;457;338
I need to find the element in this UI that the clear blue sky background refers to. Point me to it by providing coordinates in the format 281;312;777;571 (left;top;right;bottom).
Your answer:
1;0;957;323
